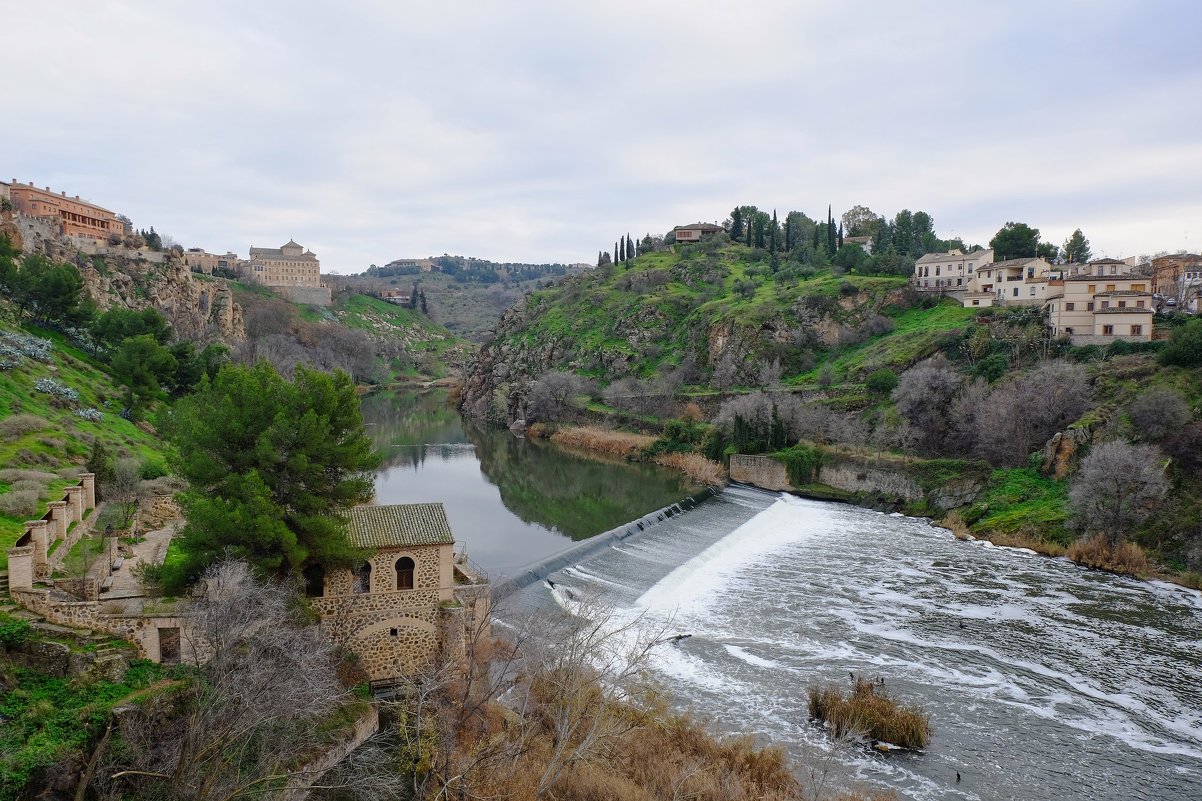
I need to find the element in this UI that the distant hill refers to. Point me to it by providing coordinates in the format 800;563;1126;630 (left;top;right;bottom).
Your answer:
365;255;587;284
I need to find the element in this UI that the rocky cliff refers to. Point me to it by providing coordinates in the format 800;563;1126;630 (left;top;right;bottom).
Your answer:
2;209;245;344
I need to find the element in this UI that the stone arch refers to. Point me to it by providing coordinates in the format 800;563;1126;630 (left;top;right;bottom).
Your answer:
396;556;415;590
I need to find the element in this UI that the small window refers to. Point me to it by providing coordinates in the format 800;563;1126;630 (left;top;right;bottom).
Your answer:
1087;302;1095;311
1103;325;1114;335
1101;301;1110;309
1088;285;1096;294
1065;302;1075;311
972;299;980;306
1131;324;1143;336
1013;288;1019;297
353;562;372;594
396;557;415;590
1106;284;1116;292
1118;300;1126;309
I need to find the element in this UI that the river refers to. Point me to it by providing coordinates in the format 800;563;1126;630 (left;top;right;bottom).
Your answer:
362;391;1202;801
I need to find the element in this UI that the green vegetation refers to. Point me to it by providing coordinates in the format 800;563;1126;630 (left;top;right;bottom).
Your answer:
0;656;167;799
966;469;1072;545
160;362;378;590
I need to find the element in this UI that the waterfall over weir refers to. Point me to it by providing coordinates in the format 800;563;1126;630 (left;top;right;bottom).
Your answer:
493;487;719;597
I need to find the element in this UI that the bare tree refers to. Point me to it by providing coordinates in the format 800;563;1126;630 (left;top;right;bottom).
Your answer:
1128;386;1191;442
97;560;358;801
1069;441;1168;546
891;356;962;455
103;457;146;529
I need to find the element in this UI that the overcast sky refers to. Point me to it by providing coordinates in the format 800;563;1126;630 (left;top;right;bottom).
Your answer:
4;1;1201;272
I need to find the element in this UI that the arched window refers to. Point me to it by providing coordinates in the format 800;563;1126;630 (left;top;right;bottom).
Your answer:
396;557;415;590
353;561;372;594
303;564;325;598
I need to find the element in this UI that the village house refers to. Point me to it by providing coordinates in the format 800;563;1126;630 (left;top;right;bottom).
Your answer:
912;248;995;293
307;503;489;685
673;222;724;243
384;257;435;272
1045;263;1154;344
973;257;1055;306
843;235;874;254
1149;253;1202;305
3;180;123;241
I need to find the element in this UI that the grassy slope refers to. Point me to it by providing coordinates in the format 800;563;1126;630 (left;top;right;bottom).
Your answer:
0;327;168;567
512;243;921;381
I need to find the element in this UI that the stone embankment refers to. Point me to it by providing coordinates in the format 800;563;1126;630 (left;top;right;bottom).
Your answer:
729;452;985;513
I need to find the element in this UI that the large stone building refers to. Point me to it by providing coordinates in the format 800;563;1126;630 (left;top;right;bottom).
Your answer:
1045;268;1154;344
183;248;241;275
3;180;122;241
247;239;322;286
308;503;489;684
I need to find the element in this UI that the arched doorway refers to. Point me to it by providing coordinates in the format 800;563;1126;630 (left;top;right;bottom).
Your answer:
396;557;415;590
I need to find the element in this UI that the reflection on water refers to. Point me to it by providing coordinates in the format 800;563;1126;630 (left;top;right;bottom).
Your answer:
360;389;700;576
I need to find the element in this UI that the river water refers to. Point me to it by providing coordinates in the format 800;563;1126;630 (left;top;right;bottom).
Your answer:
362;392;1202;801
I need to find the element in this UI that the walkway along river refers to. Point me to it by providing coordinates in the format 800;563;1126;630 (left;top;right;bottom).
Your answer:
363;391;1202;801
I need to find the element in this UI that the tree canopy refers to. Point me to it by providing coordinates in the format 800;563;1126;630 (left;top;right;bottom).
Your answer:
0;246;94;328
162;362;379;587
989;222;1041;261
1062;228;1092;264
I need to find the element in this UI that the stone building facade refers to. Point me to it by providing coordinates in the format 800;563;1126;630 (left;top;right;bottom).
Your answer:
247;239;322;287
3;180;122;240
309;504;489;684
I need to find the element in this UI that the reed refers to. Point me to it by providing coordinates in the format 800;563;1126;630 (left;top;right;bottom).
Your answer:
550;425;657;458
1067;537;1150;577
808;676;932;750
652;451;727;486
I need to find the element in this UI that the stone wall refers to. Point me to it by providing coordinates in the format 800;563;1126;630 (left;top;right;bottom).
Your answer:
816;458;925;503
8;474;96;591
728;455;791;491
272;284;333;307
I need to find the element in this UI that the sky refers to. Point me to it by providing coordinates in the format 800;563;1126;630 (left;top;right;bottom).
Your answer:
4;0;1201;273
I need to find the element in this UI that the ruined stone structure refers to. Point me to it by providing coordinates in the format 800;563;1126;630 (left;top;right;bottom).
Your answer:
309;503;489;684
7;474;96;587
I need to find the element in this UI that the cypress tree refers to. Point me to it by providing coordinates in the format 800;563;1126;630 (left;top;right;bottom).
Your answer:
731;207;745;240
770;210;779;252
838;222;844;250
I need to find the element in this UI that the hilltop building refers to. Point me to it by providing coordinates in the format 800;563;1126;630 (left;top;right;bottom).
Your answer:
384;257;435;272
183;248;241;275
1045;268;1153;344
243;239;332;305
673;223;724;243
844;235;874;254
3;180;122;241
308;504;489;684
913;248;995;293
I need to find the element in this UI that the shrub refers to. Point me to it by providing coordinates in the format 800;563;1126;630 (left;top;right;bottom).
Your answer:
0;469;59;484
1128;386;1190;442
75;408;103;422
777;443;823;485
139;456;169;480
0;489;40;517
9;479;46;496
1067;536;1151;576
973;352;1009;382
864;369;898;394
1158;319;1202;367
808;676;932;749
0;617;32;647
33;378;79;402
0;414;50;441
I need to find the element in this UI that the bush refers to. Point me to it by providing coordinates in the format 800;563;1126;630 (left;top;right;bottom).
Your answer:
1158;319;1202;367
777;443;823;485
1128;386;1190;442
973;352;1009;382
808;676;932;749
0;617;31;647
139;456;169;481
0;489;40;517
33;378;79;402
0;469;59;484
864;369;898;394
1067;536;1151;577
75;408;103;422
0;414;50;441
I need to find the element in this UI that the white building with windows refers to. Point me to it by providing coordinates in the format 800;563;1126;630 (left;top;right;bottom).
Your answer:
913;248;995;293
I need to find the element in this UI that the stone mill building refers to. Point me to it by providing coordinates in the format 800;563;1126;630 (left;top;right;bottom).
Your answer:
307;503;490;684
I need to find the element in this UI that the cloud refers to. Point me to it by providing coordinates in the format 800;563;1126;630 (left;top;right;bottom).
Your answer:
3;0;1200;270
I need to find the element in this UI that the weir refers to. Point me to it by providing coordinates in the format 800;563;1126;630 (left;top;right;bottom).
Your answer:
492;487;720;597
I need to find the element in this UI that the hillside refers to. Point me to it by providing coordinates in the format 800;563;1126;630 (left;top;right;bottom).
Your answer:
461;237;923;419
0;325;169;568
331;264;589;342
459;234;1202;585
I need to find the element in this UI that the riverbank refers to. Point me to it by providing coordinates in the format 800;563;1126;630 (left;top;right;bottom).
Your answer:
731;454;1202;593
536;424;727;486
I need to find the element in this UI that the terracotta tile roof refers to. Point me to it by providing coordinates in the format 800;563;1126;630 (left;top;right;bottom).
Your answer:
346;504;453;549
1094;307;1154;314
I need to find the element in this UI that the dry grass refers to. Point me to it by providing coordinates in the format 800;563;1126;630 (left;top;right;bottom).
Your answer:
0;468;59;484
550;425;656;459
525;422;550;439
808;677;932;750
653;451;727;486
0;414;50;441
0;489;40;517
1067;536;1151;577
985;530;1067;557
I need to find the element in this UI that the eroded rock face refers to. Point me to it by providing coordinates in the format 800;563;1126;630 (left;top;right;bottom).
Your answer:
1042;428;1092;479
79;253;246;344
